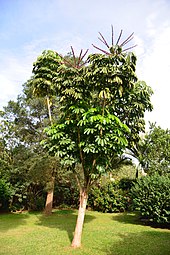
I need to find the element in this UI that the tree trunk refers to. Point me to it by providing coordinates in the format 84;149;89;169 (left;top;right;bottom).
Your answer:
71;189;88;248
44;176;55;215
44;96;54;215
46;96;52;123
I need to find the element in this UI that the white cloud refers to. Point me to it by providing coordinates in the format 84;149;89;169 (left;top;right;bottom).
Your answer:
146;12;158;37
134;35;146;57
136;21;170;129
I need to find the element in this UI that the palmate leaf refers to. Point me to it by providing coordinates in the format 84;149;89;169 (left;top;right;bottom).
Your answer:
69;106;85;114
51;132;64;139
84;128;95;135
96;164;106;174
83;144;96;153
113;76;123;85
78;119;88;126
60;158;75;166
59;138;72;145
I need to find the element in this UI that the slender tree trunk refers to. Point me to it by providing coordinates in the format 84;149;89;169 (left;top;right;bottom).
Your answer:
46;96;52;123
44;176;55;215
71;188;88;248
44;96;54;215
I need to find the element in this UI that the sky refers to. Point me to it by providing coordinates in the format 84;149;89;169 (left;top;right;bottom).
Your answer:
0;0;170;130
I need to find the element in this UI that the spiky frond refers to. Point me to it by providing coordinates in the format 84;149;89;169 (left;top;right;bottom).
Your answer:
92;25;137;55
62;47;89;69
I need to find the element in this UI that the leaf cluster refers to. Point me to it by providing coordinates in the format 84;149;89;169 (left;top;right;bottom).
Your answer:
130;174;170;223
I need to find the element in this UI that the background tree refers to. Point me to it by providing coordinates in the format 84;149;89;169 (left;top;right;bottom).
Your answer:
136;123;170;176
0;87;61;211
43;28;153;248
30;50;62;214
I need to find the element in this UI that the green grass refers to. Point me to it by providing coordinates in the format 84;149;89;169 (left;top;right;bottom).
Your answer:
0;210;169;255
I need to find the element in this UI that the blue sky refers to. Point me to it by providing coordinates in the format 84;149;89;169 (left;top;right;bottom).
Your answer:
0;0;170;129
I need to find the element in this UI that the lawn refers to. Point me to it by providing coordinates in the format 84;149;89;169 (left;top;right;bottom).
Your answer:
0;210;169;255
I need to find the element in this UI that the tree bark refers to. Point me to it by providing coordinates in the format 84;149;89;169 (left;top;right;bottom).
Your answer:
46;96;52;123
44;96;54;215
44;176;55;215
71;189;88;248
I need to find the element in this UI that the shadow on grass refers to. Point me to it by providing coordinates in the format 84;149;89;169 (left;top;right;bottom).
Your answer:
36;209;96;243
104;230;170;255
95;212;170;255
112;212;170;229
0;212;30;232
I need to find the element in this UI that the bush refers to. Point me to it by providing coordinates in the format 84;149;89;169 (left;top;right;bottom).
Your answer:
118;178;135;190
0;179;13;211
130;174;170;224
54;185;79;208
88;179;134;213
27;193;46;211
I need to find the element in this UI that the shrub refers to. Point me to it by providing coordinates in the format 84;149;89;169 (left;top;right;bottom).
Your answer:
0;179;13;211
88;179;134;213
118;178;135;190
130;174;170;224
27;193;46;211
54;185;79;208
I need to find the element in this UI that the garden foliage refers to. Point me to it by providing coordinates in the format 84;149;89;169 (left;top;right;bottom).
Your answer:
88;178;134;213
130;174;170;223
0;179;13;211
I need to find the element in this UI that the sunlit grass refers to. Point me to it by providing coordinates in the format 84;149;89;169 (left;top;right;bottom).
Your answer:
0;210;169;255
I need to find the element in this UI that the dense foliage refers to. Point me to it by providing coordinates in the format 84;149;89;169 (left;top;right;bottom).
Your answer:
88;178;134;213
0;179;13;211
141;124;170;175
130;174;170;224
0;90;62;211
128;123;170;176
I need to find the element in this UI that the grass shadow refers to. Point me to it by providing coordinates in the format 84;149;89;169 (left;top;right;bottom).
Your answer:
0;212;30;232
36;209;96;243
104;230;170;255
94;212;170;255
112;212;170;229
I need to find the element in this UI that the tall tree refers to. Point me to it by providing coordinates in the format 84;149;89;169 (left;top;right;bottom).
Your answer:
30;50;62;214
42;28;153;247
